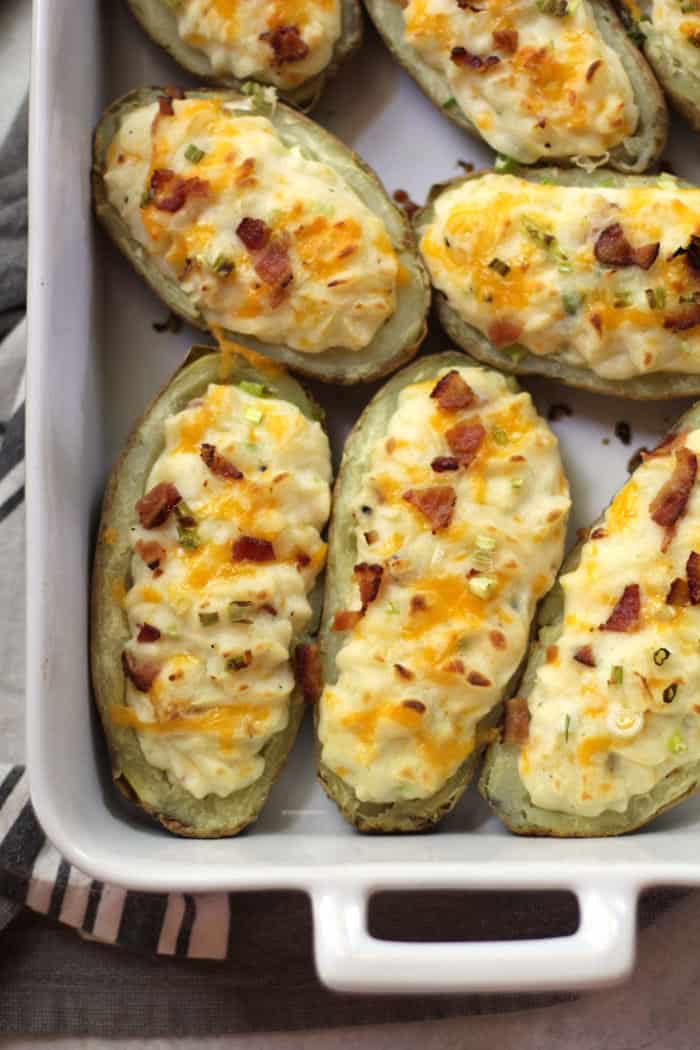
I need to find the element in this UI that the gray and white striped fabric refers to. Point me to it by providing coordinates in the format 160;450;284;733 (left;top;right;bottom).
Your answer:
0;764;235;959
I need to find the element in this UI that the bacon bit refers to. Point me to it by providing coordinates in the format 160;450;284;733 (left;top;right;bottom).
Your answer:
135;539;166;571
490;630;507;650
493;28;518;52
294;643;322;703
410;594;427;613
232;536;275;562
237;217;270;252
137;623;161;644
468;670;491;687
402;699;426;713
255;239;293;294
504;697;529;745
430;370;475;412
450;46;500;71
545;645;559;663
649;447;697;549
236;157;256;186
687;551;700;605
121;650;159;693
643;430;687;461
586;59;602;82
394;663;414;680
431;455;460;472
135;482;181;529
200;443;243;480
260;24;309;64
488;318;522;347
590;313;602;334
363;530;378;545
392;189;419;219
158;96;174;116
261;603;278;616
445;420;486;468
590;527;607;540
164;85;185;99
666;577;689;606
663;304;700;333
573;644;596;667
594;223;659;270
402;486;456;531
694;705;700;715
354;562;383;610
332;609;362;631
150;170;209;213
600;584;640;632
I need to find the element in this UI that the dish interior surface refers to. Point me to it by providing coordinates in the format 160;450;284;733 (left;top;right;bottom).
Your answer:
26;0;700;965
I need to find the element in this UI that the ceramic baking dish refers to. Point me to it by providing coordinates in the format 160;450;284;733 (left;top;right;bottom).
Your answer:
25;0;700;994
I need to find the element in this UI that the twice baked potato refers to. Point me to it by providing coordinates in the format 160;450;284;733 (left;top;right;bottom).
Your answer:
126;0;362;111
363;0;667;172
481;403;700;836
91;345;332;837
315;352;570;832
617;0;700;132
92;87;429;384
415;167;700;399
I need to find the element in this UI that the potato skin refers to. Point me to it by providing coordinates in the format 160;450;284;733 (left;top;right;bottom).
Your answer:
617;0;700;133
90;345;326;837
125;0;363;111
315;351;530;833
480;399;700;837
414;166;700;401
92;87;430;384
363;0;667;172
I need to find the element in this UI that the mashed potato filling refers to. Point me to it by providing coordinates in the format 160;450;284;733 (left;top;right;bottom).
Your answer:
113;381;331;800
104;97;398;354
651;0;700;79
318;366;569;803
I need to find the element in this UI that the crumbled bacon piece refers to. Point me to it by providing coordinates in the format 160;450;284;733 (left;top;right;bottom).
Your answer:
430;370;475;412
594;223;659;270
294;643;322;703
504;697;529;745
200;443;243;480
493;28;518;52
392;189;419;219
450;46;500;71
135;539;167;571
236;217;270;252
402;486;456;531
332;609;362;632
488;318;522;347
586;59;602;82
666;577;689;606
649;447;697;549
402;699;426;713
431;456;460;472
158;96;174;117
445;421;486;468
687;551;700;605
296;551;311;569
642;430;687;461
135;482;181;529
490;630;506;650
232;536;275;562
410;594;427;613
164;85;185;99
354;562;383;610
600;584;640;632
121;650;160;692
254;239;293;293
467;670;491;687
149;170;209;214
260;24;309;64
394;663;414;680
573;644;596;667
663;304;700;333
137;623;161;644
590;527;607;540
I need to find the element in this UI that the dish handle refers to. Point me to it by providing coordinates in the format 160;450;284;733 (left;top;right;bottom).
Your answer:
311;879;638;993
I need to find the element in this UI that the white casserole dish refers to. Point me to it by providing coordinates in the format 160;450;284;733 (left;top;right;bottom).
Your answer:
26;0;700;994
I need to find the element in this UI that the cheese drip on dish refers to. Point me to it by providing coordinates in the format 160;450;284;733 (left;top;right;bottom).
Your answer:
174;0;342;88
103;97;398;353
402;0;638;163
420;174;700;381
114;381;331;800
650;0;700;79
521;429;700;818
317;366;570;804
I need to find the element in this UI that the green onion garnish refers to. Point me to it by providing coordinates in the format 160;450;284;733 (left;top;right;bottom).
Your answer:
185;144;205;164
442;97;458;110
489;258;510;277
212;254;235;275
562;291;580;315
653;647;671;666
226;654;250;672
198;611;219;626
564;714;571;741
668;730;687;754
245;407;264;424
229;601;253;623
495;154;518;174
240;380;266;398
663;682;678;703
610;665;624;686
491;426;509;446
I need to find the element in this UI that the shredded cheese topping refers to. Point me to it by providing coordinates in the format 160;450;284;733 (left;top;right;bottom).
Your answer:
420;174;700;381
117;381;331;800
651;0;700;78
317;366;570;803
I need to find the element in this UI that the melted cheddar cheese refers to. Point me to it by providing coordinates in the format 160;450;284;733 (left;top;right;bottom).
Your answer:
651;0;700;78
402;0;637;163
119;382;331;800
317;366;570;803
522;429;700;817
174;0;341;88
420;174;700;381
103;98;398;353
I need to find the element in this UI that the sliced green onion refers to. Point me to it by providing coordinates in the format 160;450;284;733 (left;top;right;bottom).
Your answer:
228;601;253;623
610;665;624;686
245;407;264;424
140;190;151;208
174;502;199;549
562;290;580;315
657;172;678;189
387;602;400;615
564;714;571;741
475;534;497;552
511;477;524;489
198;611;219;626
663;682;678;703
653;647;671;666
613;289;633;308
185;144;205;164
645;287;666;310
239;380;266;398
668;730;687;754
212;254;235;275
468;575;497;599
489;257;510;277
491;426;509;446
502;343;527;362
495;154;518;174
442;97;458;110
226;653;250;671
